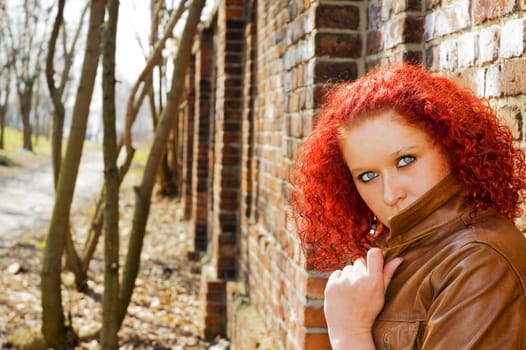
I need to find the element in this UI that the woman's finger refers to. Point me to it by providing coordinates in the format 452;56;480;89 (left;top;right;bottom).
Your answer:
366;247;384;275
341;264;353;275
328;269;342;281
383;257;403;290
353;257;366;272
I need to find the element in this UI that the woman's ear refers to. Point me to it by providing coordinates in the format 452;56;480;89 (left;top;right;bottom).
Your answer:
370;220;385;237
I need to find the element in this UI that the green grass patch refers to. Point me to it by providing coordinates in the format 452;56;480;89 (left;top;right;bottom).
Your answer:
132;147;149;167
0;128;53;171
2;127;52;155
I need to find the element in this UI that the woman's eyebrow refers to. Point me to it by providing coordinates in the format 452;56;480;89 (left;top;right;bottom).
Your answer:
391;145;418;157
349;146;419;174
349;167;365;175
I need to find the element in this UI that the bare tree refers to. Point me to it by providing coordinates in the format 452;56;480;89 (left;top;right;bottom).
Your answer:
41;0;106;347
0;66;10;149
0;4;11;150
37;0;206;346
46;0;90;187
1;0;52;151
46;0;91;288
100;0;120;347
117;0;206;327
78;0;187;284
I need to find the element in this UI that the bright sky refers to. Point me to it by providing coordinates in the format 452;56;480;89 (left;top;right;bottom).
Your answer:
115;1;151;81
64;0;217;83
61;0;150;82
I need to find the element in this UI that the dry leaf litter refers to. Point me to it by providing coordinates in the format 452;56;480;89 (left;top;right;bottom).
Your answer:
0;168;229;349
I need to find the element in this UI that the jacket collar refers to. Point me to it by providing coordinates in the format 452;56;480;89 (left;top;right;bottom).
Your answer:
386;174;467;246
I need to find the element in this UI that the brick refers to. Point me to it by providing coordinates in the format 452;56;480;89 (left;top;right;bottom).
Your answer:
438;40;458;71
315;4;360;30
500;18;526;59
403;50;423;65
367;30;383;54
306;275;327;300
226;7;244;19
289;114;303;137
486;60;526;97
381;0;410;19
369;1;381;28
288;93;300;113
206;302;227;313
472;0;516;24
315;32;363;58
303;304;326;327
478;25;500;64
408;0;422;10
447;67;486;98
404;16;424;43
313;60;358;84
383;17;405;49
207;280;227;290
425;2;470;39
457;32;477;67
297;329;331;350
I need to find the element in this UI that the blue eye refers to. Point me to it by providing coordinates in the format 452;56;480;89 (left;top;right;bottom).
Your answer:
359;171;379;183
398;155;416;168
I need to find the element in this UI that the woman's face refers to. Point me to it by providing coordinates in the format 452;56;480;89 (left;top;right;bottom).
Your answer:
339;109;451;228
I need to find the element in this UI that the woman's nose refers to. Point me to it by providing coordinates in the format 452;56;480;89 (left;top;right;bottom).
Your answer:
382;174;405;206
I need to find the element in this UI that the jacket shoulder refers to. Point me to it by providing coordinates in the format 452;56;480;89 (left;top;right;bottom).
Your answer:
456;212;526;292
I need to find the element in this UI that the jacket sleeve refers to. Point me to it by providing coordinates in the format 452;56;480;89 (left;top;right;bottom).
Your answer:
422;243;526;349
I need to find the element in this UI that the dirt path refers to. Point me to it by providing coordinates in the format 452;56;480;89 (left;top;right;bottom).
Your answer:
0;150;104;247
0;150;229;349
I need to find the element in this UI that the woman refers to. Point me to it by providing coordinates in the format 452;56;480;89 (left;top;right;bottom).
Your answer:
290;64;526;349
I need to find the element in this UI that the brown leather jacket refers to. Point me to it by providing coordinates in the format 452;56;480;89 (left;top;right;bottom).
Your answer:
373;175;526;349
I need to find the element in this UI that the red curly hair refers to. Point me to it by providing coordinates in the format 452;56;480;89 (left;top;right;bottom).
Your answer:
290;64;526;271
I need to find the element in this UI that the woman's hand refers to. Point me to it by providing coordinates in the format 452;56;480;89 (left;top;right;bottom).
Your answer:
324;248;403;349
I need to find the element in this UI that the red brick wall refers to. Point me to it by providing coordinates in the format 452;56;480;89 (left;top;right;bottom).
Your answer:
210;0;245;281
182;55;196;220
191;28;214;251
239;0;257;288
181;0;526;348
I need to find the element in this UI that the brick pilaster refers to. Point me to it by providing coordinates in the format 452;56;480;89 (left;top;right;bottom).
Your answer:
366;0;425;69
209;0;245;281
192;29;214;252
182;55;196;220
202;0;246;339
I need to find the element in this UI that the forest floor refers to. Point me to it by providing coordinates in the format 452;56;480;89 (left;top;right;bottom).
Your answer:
0;145;228;349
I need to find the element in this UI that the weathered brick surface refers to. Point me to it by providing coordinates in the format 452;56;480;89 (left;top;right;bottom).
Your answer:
178;0;526;349
182;56;196;220
191;28;214;252
315;4;360;29
472;0;516;24
500;18;526;59
201;266;227;338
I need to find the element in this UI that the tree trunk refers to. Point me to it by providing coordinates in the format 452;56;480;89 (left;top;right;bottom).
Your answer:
47;0;89;188
100;0;120;347
0;83;9;150
40;0;105;347
116;0;206;327
19;89;33;151
46;0;66;188
0;105;5;149
45;0;87;288
77;0;186;286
